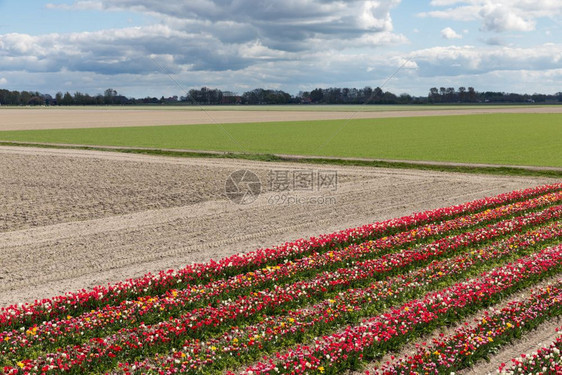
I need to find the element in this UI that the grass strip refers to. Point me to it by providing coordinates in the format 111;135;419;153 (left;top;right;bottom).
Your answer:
1;141;561;178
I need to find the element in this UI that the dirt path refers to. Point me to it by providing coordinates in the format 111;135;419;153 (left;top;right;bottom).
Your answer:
1;106;561;131
0;146;557;306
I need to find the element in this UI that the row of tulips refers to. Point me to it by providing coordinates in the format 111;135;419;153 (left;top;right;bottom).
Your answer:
2;204;560;368
3;184;560;331
238;244;562;375
376;281;562;374
115;222;562;374
498;327;562;374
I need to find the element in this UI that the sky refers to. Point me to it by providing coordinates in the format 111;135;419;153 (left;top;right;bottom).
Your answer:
0;0;561;98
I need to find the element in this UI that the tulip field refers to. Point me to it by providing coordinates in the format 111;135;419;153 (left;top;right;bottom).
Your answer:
1;183;562;374
498;328;562;374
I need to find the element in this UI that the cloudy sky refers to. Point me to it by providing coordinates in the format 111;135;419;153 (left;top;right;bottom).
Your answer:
0;0;561;97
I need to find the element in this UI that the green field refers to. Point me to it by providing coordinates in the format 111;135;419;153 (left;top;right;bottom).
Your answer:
1;113;561;167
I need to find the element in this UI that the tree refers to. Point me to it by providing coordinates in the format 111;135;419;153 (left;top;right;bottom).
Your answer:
467;87;477;102
28;96;45;106
382;91;398;104
61;92;74;105
428;87;439;103
399;93;412;104
458;87;466;102
362;87;373;103
445;87;456;102
74;92;86;105
19;91;32;105
104;88;118;105
309;88;323;103
186;87;223;104
367;87;382;103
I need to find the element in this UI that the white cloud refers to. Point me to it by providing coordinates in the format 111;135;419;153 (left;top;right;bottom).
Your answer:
46;1;103;10
237;41;288;60
421;1;562;32
419;5;481;22
479;4;535;32
2;0;561;97
57;0;404;51
409;43;562;76
483;36;505;46
2;47;561;97
441;27;462;39
0;25;286;74
354;31;408;47
359;0;401;31
1;1;408;79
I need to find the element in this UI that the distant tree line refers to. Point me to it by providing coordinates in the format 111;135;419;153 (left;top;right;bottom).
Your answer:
1;86;561;106
184;87;295;104
298;87;419;104
426;87;562;104
428;87;478;103
0;88;131;106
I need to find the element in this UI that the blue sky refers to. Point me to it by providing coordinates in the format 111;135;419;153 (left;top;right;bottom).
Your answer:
0;1;151;35
0;1;561;97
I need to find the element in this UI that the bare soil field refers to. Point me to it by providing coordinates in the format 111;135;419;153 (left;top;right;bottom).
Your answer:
1;106;561;131
0;145;556;307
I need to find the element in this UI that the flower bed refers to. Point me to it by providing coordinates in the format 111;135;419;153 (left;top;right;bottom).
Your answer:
377;282;562;374
497;327;562;375
2;184;560;331
1;184;561;375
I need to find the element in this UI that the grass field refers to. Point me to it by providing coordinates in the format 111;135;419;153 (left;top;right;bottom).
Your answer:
0;113;560;167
